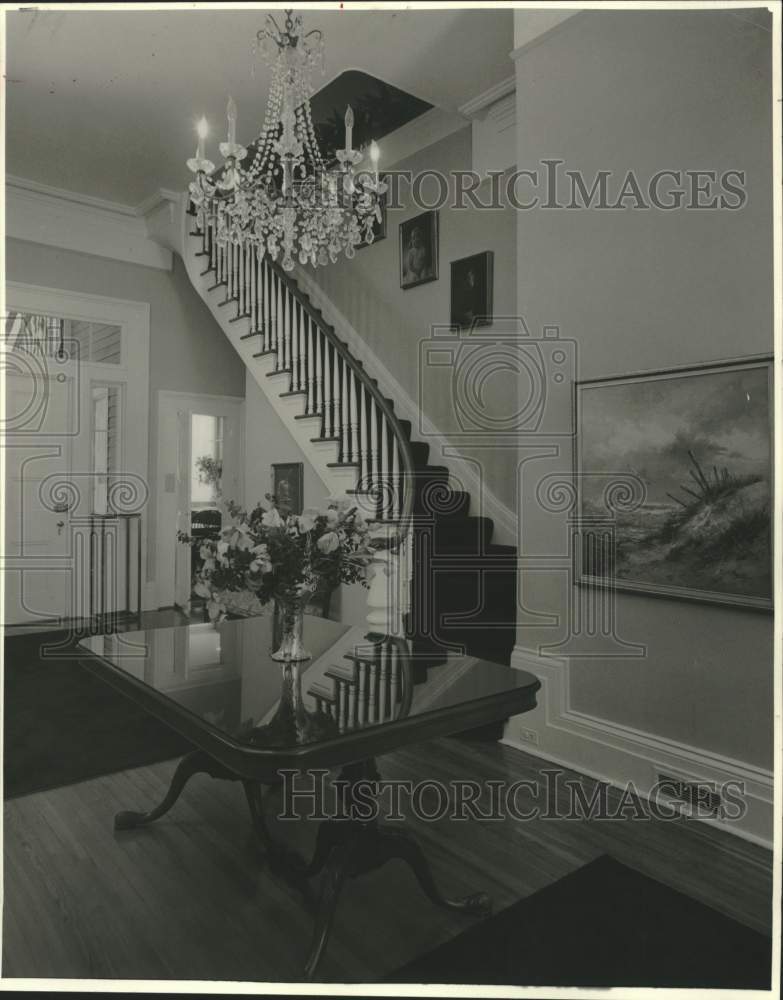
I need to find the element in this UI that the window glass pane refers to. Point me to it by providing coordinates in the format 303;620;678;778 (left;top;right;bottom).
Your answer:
191;414;224;507
4;313;122;364
92;385;121;514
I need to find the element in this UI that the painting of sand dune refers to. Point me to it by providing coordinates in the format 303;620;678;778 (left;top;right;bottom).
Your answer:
576;359;772;609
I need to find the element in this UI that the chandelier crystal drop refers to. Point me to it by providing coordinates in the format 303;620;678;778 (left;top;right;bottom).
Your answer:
187;9;386;271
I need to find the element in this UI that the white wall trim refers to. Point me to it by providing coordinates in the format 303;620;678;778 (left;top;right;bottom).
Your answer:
459;75;516;119
6;175;174;271
507;644;774;848
291;264;518;546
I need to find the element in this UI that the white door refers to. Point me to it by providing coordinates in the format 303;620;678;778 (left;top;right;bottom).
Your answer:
3;370;75;625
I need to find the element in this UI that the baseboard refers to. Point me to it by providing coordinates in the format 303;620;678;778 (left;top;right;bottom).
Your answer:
506;644;774;848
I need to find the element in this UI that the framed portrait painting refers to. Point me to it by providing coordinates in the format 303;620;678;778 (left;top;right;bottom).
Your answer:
271;462;304;517
450;251;493;329
575;357;772;610
399;210;438;289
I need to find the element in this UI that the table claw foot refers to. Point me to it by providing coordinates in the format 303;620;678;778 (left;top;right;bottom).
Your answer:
450;890;492;917
113;750;228;833
114;810;148;831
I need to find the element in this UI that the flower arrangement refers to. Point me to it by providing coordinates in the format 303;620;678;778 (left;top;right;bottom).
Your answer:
179;494;375;622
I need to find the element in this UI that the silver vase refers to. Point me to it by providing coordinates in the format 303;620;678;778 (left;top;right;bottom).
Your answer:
271;599;311;662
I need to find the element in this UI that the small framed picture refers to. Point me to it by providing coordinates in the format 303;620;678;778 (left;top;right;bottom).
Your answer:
450;251;494;329
399;210;438;289
271;462;304;516
357;175;388;249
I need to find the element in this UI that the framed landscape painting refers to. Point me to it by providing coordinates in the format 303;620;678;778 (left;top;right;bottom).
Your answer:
575;358;772;610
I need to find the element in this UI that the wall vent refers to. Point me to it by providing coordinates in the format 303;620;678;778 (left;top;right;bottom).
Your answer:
655;771;722;817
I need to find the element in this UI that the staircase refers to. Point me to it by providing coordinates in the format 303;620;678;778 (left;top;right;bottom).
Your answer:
180;204;517;666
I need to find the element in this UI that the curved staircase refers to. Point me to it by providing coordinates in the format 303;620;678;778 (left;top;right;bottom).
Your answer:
179;204;517;666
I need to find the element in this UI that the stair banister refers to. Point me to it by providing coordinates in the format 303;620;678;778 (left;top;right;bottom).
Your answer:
191;205;417;633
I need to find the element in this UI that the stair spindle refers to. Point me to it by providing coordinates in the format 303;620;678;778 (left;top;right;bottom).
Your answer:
392;440;401;521
356;380;365;484
350;372;359;470
368;660;377;724
379;644;388;720
340;357;350;462
357;661;366;726
368;395;378;491
323;341;334;438
390;645;399;712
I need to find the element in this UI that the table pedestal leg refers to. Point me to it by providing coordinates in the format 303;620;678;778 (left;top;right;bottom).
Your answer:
302;758;492;980
114;749;238;830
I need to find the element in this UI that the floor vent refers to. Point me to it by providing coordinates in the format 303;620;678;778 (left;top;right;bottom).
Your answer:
655;771;722;817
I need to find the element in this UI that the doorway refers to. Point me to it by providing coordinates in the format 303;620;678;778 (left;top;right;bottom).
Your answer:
3;287;150;628
155;391;244;610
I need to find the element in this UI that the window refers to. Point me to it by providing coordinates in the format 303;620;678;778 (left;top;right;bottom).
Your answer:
92;384;122;514
190;413;224;508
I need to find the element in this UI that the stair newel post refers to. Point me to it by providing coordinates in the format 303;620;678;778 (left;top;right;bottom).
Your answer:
349;371;359;470
366;546;404;637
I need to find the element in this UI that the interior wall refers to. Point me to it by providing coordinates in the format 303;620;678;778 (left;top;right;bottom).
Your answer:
305;126;519;516
513;10;773;768
5;237;247;593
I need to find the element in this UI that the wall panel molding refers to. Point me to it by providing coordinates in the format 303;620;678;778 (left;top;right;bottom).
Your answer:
507;644;773;847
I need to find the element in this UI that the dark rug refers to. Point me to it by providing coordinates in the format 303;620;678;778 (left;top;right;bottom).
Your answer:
4;633;193;799
390;855;771;988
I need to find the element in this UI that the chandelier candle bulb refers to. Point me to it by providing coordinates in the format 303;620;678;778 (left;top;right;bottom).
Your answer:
227;96;237;147
345;105;354;155
196;116;208;161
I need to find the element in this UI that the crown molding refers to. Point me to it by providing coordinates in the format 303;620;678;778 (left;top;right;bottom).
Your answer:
6;176;175;271
459;75;515;120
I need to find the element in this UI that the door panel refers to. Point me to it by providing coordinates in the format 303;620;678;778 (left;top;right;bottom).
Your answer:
3;373;73;624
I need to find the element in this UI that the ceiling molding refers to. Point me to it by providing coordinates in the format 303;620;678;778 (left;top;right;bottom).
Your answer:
459;75;515;120
6;177;173;271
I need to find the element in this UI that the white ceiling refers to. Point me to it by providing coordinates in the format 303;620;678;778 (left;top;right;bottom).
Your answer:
6;7;514;207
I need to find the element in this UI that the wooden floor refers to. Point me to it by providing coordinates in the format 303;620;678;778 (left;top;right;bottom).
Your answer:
2;738;773;984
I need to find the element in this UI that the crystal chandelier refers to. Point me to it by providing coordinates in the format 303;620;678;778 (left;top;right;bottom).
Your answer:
187;9;386;271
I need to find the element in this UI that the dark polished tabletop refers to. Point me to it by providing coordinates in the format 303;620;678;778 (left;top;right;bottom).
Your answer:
78;613;540;779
